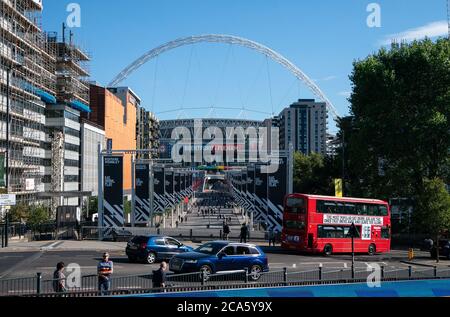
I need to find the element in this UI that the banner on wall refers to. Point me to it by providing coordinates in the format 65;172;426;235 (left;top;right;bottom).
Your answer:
103;156;124;227
134;163;150;224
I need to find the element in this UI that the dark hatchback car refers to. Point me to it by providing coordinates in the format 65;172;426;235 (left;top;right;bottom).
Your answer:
430;239;450;260
126;235;193;264
169;241;269;280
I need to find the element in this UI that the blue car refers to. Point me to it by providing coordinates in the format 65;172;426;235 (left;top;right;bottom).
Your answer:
169;241;269;280
126;235;193;264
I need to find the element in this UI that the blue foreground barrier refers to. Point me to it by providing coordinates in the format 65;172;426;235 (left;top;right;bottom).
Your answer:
124;279;450;297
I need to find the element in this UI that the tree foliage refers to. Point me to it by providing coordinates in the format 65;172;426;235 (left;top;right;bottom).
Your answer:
293;152;339;195
342;38;450;233
413;178;450;235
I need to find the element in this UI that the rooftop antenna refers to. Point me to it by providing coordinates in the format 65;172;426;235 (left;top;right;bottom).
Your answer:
62;23;66;44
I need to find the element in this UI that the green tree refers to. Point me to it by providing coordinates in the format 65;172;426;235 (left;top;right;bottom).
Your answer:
8;204;29;223
293;152;339;195
343;38;450;203
413;178;450;262
27;205;50;230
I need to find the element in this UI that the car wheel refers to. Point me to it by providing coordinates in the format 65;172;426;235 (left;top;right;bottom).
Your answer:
145;252;156;264
368;244;376;256
249;265;262;281
323;244;333;256
200;265;212;281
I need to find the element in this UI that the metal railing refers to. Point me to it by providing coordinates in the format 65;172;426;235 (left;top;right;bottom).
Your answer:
80;226;267;242
3;265;450;297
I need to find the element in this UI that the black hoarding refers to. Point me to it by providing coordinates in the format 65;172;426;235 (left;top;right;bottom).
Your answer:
134;163;150;224
164;169;174;207
267;157;288;229
254;164;268;224
153;166;166;214
103;156;124;227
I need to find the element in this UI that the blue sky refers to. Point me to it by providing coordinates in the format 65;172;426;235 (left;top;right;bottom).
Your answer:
42;0;448;131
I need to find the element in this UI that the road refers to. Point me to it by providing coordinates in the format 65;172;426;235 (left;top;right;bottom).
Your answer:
0;244;435;280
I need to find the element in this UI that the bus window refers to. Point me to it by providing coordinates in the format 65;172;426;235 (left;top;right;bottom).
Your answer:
379;205;388;216
336;202;345;214
318;226;345;238
324;201;336;214
345;203;356;215
285;220;306;230
286;197;305;213
367;205;378;216
356;203;366;215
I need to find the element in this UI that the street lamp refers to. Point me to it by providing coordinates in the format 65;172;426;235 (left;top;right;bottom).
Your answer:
3;61;23;248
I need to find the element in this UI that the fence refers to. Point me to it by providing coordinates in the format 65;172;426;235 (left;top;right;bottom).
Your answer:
80;226;267;242
2;265;450;297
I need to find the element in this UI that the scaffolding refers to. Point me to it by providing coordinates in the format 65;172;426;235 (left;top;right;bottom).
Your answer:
50;130;63;217
0;0;55;203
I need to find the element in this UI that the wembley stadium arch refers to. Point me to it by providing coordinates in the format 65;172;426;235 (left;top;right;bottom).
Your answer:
108;34;340;120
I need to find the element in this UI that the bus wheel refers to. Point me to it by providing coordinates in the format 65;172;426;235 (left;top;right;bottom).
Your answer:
368;244;376;256
323;244;333;256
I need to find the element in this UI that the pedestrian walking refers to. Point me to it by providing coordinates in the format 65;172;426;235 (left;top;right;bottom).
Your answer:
152;261;168;290
53;262;67;293
223;222;231;241
240;223;248;243
268;228;275;246
98;252;113;295
176;220;179;228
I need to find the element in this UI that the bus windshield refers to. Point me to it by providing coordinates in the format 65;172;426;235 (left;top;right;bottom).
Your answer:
285;197;306;213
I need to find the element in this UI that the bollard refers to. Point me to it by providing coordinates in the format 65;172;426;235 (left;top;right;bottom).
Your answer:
201;271;205;286
408;248;414;261
408;265;412;279
434;266;437;278
381;266;385;280
219;230;222;239
319;266;322;281
190;229;193;240
351;264;355;279
36;272;42;294
283;267;288;285
244;268;249;284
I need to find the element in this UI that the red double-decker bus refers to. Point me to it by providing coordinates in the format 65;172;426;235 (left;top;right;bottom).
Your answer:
281;194;391;255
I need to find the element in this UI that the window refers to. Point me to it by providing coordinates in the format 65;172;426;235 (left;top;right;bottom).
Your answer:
345;203;356;215
318;225;360;239
249;247;260;255
379;205;388;216
222;246;235;255
318;226;345;238
285;197;305;213
285;220;306;230
381;227;390;239
154;239;165;246
236;246;250;255
317;200;341;213
165;238;180;247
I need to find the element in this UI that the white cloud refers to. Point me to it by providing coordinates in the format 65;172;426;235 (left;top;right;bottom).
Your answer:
381;21;448;45
338;91;351;98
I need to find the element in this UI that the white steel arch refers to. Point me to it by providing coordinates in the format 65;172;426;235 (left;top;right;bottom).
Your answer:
108;34;340;120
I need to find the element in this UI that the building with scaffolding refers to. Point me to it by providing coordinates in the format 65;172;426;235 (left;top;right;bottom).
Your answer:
0;0;57;205
136;107;160;159
42;25;91;210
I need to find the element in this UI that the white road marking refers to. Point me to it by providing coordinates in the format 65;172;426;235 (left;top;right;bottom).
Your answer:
343;263;348;268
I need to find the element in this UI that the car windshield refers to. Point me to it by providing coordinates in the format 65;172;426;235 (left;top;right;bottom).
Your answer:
195;243;227;255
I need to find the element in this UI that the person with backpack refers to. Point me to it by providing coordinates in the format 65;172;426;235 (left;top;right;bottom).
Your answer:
53;262;67;293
